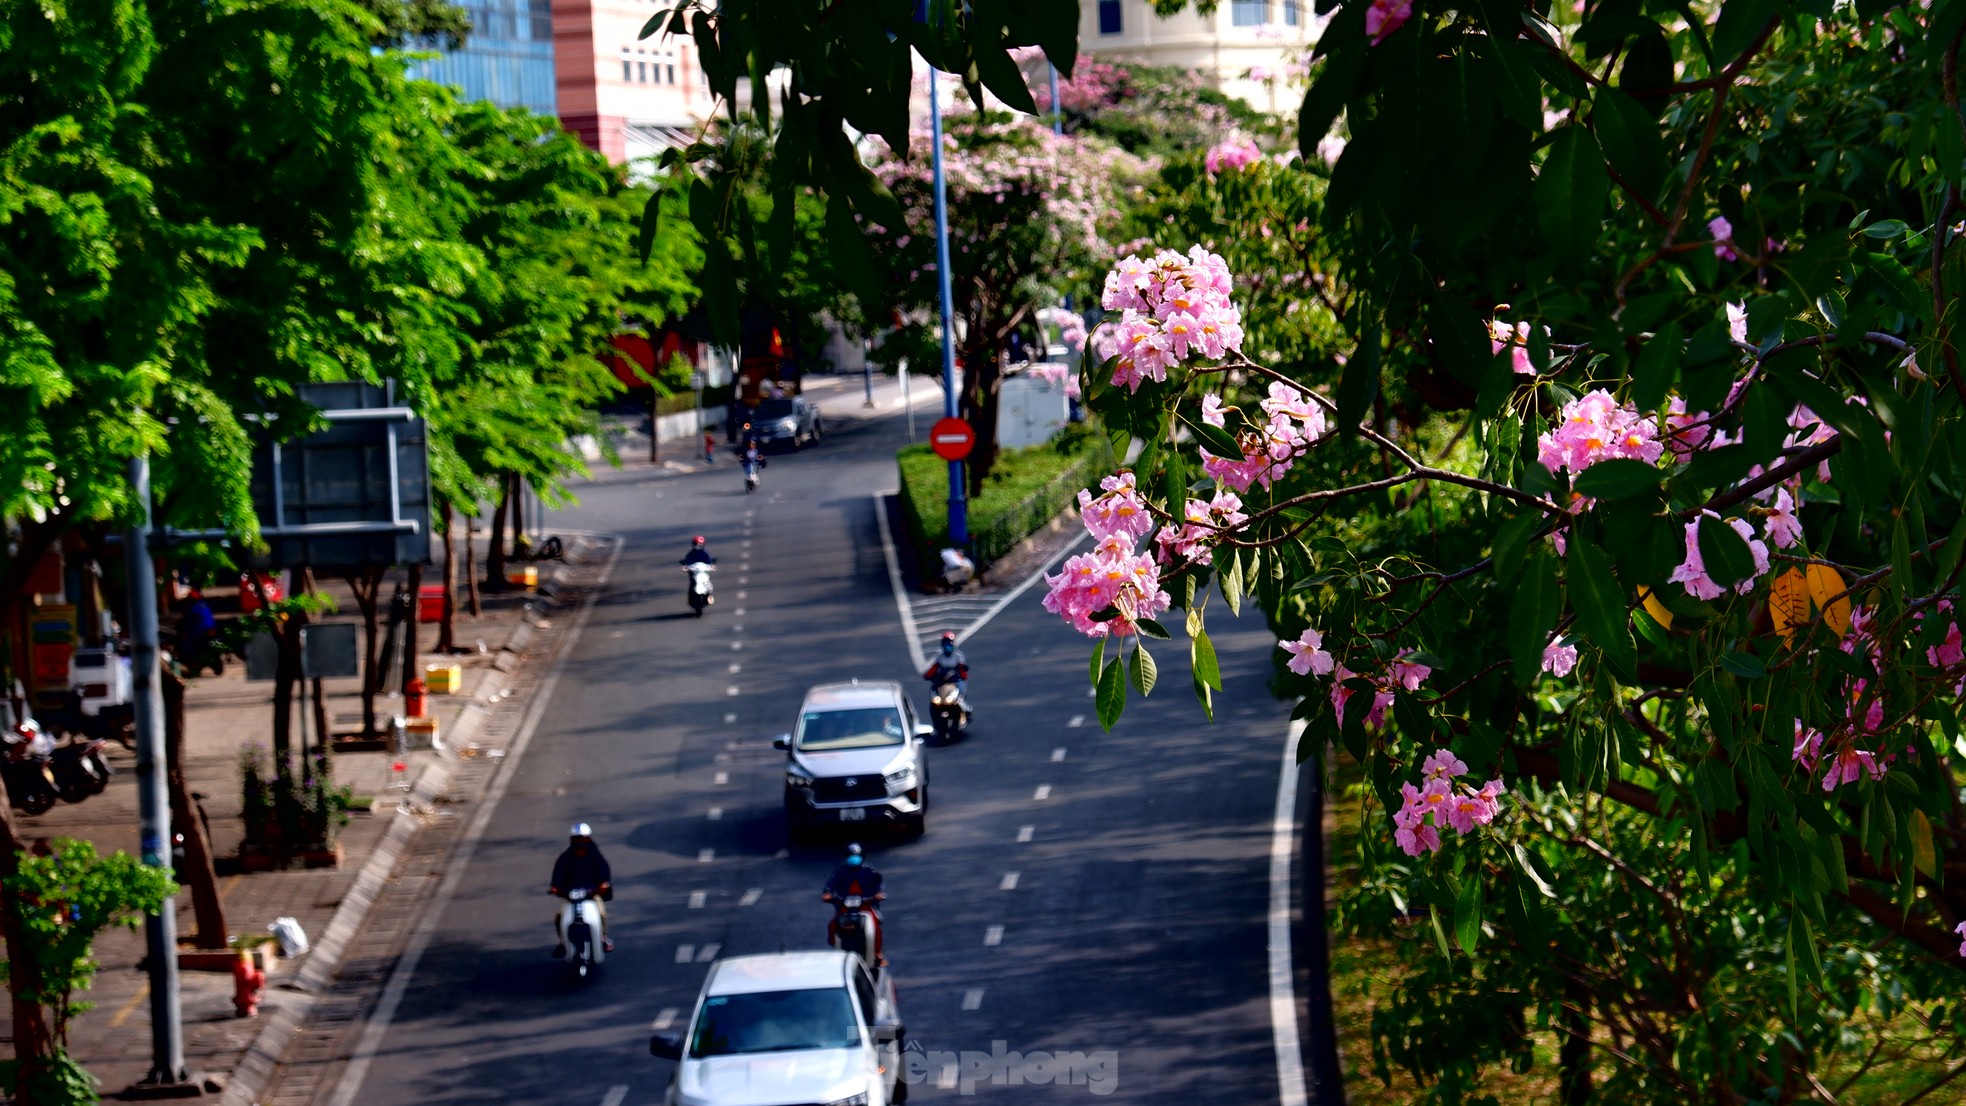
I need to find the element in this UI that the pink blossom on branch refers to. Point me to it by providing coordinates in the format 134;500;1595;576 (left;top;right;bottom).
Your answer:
1154;489;1248;566
1095;246;1245;392
1392;755;1507;857
1763;488;1804;549
1535;389;1664;476
1280;627;1335;675
1955;920;1966;958
1709;216;1739;261
1365;0;1414;45
1077;471;1155;543
1205;138;1262;176
1041;532;1173;638
1668;513;1771;601
1541;638;1579;677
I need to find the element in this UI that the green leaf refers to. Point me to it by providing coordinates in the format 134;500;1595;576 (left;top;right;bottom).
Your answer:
1695;515;1757;591
1567;534;1637;681
1454;878;1485;952
1572;458;1663;500
1336;320;1380;433
1095;656;1127;730
972;41;1038;114
1219;551;1244;617
1136;617;1172;640
1629;323;1682;413
1180;409;1244;459
1720;651;1767;679
1492;511;1542;584
636;190;663;266
1128;639;1158;696
1429;903;1453;960
1088;638;1108;688
1508;548;1561;686
1536;125;1611;270
1711;0;1776;67
1296;13;1367;160
1513;843;1558;897
1591;86;1667;202
1861;219;1910;239
1192;628;1223;690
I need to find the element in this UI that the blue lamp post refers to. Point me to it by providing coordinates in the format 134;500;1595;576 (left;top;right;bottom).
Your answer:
928;63;967;545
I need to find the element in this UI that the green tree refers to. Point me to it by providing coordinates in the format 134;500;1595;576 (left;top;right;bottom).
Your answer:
354;0;471;49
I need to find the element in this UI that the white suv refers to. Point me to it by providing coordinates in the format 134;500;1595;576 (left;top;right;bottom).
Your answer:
776;681;930;839
650;950;907;1105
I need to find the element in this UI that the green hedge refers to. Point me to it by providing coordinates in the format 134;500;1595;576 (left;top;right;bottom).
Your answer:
897;425;1112;572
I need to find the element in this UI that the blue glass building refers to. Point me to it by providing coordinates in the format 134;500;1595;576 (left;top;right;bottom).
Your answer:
409;0;557;116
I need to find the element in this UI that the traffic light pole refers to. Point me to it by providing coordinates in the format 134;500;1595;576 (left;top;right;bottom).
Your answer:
929;66;967;546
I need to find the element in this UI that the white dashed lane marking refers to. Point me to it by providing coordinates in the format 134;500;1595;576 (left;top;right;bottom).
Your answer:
697;943;721;962
1017;826;1034;843
739;888;762;906
1051;747;1067;762
729;663;742;673
1067;715;1084;728
652;1007;680;1030
726;686;740;697
688;891;706;909
961;989;984;1011
723;713;736;724
675;945;695;963
999;872;1019;891
1033;785;1052;800
600;1086;627;1106
713;772;728;785
984;925;1003;947
698;848;715;863
731;642;743;651
707;807;722;820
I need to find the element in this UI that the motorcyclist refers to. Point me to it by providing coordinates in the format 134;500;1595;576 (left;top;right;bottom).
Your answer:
741;439;765;484
821;843;886;966
923;631;969;711
681;536;717;567
548;822;613;957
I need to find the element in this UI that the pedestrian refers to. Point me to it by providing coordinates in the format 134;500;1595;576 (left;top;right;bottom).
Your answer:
703;429;717;464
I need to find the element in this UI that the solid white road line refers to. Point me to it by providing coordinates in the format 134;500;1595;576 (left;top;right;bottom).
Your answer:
1051;747;1067;762
739;887;762;906
1033;785;1052;800
698;848;715;863
961;989;984;1011
652;1007;680;1031
874;491;929;673
675;945;695;963
688;891;706;909
999;872;1019;890
1016;825;1034;843
599;1084;628;1106
983;925;1003;947
1270;719;1310;1106
1067;715;1084;728
323;537;624;1106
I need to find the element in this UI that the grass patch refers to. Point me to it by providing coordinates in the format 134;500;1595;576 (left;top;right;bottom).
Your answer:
897;424;1111;568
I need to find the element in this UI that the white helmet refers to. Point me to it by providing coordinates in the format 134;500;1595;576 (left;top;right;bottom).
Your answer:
569;822;592;839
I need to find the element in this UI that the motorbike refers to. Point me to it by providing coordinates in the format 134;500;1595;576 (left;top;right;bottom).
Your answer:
929;683;970;742
827;893;882;974
743;458;761;493
39;689;136;750
4;722;58;815
559;887;607;979
49;736;112;803
685;563;716;617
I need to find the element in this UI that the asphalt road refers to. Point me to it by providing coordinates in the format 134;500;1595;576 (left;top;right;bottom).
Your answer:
342;395;1297;1105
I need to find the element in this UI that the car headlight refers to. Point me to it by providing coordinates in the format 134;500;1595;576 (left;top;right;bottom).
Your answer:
787;770;814;788
824;1095;869;1106
778;419;798;430
883;768;917;790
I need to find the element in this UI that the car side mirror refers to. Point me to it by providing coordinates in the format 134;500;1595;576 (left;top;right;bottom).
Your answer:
871;1018;904;1044
913;724;934;740
772;734;791;750
649;1033;682;1060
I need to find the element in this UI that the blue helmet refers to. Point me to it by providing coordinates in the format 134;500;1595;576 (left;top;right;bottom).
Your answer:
846;843;863;867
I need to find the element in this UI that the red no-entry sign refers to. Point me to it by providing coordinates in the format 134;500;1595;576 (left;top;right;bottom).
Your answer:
930;417;975;461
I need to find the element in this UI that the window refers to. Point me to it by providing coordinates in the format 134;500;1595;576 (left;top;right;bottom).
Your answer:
1284;0;1300;24
1097;0;1121;35
638;60;648;82
668;62;677;83
622;60;632;83
1232;0;1268;25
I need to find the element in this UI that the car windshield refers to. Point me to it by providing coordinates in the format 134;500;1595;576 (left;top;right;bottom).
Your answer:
756;399;796;419
688;988;860;1058
795;707;906;751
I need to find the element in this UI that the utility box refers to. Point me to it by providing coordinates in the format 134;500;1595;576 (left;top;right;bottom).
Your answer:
998;369;1071;449
423;663;462;695
401;716;442;751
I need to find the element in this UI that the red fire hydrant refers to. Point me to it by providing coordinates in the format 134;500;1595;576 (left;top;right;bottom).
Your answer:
405;676;428;719
233;949;265;1017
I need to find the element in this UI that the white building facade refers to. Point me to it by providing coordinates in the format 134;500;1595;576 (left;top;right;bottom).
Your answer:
1078;0;1318;114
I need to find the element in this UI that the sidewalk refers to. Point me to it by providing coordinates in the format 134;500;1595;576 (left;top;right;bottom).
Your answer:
0;537;609;1102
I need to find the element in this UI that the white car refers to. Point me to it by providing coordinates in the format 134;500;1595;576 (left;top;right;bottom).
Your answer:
776;681;930;839
68;647;131;715
651;950;907;1105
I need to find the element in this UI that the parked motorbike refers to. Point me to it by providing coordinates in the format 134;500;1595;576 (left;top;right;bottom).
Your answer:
558;887;607;979
929;683;970;742
4;722;58;815
685;563;716;617
50;736;112;803
827;893;882;975
39;689;136;750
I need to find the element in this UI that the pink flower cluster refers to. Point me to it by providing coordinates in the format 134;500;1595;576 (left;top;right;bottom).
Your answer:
1204;138;1262;176
1198;383;1328;492
1365;0;1414;45
1038;306;1087;354
1541;638;1578;677
1025;361;1082;400
1156;489;1249;566
1489;318;1537;376
1278;627;1335;676
1710;216;1738;261
1668;512;1771;601
1044;473;1173;638
1331;653;1432;730
1536;390;1664;477
1096;247;1244;391
1393;750;1508;857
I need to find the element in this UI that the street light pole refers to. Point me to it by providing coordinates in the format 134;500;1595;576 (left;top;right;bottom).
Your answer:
929;65;967;546
123;455;190;1091
1048;62;1063;135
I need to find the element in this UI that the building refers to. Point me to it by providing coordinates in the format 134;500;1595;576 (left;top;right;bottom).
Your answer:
1079;0;1318;114
552;0;719;167
408;0;558;116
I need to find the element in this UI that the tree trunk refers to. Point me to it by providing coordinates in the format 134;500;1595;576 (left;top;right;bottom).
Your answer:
1298;741;1349;1105
510;473;527;556
464;506;482;618
0;788;58;1104
1560;977;1593;1104
402;562;423;696
437;502;457;653
344;565;386;736
484;480;509;590
163;669;225;949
